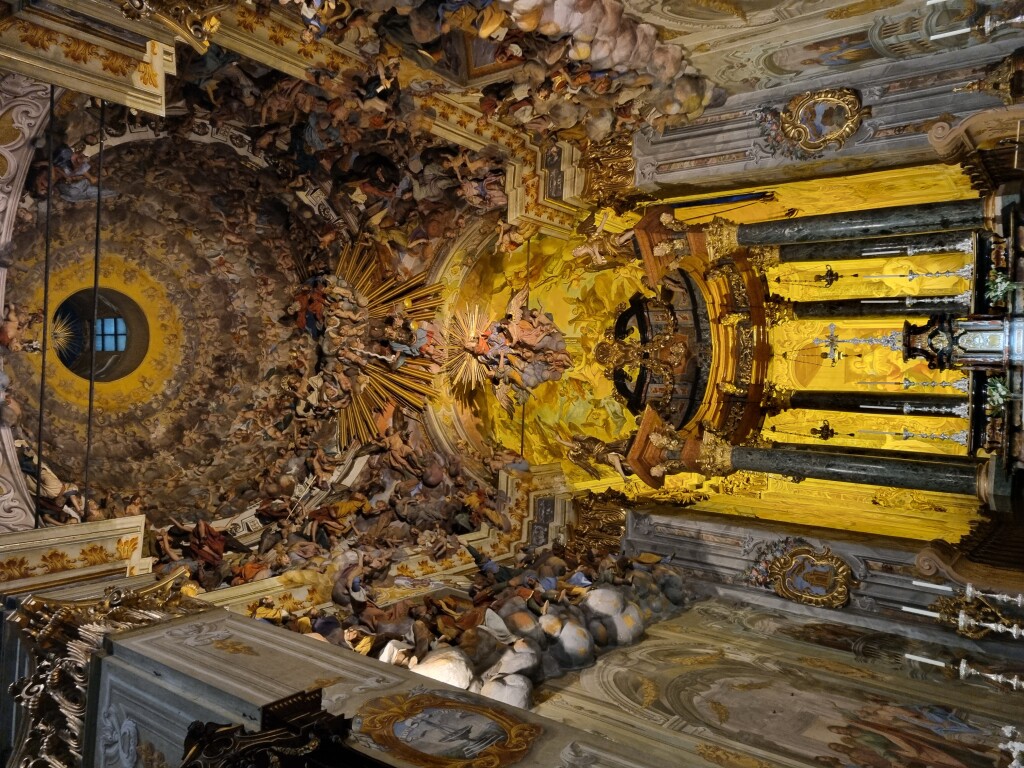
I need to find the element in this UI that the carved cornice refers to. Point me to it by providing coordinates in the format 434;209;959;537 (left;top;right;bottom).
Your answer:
0;17;170;114
916;539;1024;594
928;103;1024;191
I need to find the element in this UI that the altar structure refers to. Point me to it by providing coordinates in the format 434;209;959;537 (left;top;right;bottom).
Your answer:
0;2;1023;768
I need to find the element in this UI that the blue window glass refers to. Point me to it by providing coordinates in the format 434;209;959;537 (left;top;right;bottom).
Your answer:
95;316;127;352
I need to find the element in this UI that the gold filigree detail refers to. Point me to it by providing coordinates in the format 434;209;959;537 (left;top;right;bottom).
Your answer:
16;20;58;50
580;135;641;211
639;678;659;708
826;0;899;19
358;692;543;768
697;743;774;768
39;550;77;574
268;20;291;46
59;36;99;64
781;88;869;153
932;593;1011;640
116;536;140;560
211;638;259;656
0;556;35;581
569;494;626;554
120;0;226;54
696;430;734;477
137;61;159;88
763;299;795;327
798;656;878;679
746;245;779;271
100;50;136;77
871;487;946;513
666;649;725;666
137;742;171;768
234;4;266;32
954;49;1024;105
708;699;730;724
767;546;853;608
297;38;320;59
79;543;115;566
703;217;739;260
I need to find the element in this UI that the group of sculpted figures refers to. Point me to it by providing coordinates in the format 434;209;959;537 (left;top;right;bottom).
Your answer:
0;0;707;713
461;287;573;414
250;541;687;709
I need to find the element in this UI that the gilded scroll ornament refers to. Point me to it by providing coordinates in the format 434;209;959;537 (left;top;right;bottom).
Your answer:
756;88;869;160
780;89;869;153
580;134;635;207
570;492;627;553
767;546;854;608
120;0;228;53
8;567;208;768
763;299;795;327
746;245;779;271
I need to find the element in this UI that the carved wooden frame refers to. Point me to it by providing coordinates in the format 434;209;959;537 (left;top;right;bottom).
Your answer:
781;88;867;153
767;545;853;608
357;691;543;768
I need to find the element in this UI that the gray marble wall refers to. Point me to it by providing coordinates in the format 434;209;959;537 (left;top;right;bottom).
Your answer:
624;507;1024;663
635;38;1021;193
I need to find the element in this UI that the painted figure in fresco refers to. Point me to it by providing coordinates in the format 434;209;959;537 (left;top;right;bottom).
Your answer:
50;144;117;203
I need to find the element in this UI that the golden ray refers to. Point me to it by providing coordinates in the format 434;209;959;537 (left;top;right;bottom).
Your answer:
331;236;445;446
49;313;76;357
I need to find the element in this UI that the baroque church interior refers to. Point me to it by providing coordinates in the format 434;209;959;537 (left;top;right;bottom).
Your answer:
1;0;1024;767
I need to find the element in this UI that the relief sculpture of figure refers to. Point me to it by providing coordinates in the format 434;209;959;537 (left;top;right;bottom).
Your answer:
572;213;636;268
556;433;634;481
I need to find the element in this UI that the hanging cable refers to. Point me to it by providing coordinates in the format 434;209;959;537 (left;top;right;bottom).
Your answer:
519;236;530;458
83;100;105;509
32;85;56;528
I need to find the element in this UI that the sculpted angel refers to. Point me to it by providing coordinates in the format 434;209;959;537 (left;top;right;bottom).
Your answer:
448;286;572;416
556;433;634;481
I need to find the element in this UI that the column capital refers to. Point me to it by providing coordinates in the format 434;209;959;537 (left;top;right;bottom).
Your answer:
703;217;739;260
696;430;736;477
748;245;780;271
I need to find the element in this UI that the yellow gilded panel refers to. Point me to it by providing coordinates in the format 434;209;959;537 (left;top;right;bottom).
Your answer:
661;164;976;225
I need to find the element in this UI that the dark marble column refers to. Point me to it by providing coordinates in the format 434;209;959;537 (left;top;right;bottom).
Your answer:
737;200;984;246
788;390;968;417
730;446;980;496
779;230;976;263
791;294;971;318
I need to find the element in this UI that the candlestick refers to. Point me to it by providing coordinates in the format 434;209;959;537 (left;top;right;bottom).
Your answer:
902;606;941;618
904;653;947;668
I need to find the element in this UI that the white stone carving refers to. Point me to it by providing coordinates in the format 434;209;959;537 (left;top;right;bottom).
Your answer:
99;703;139;768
